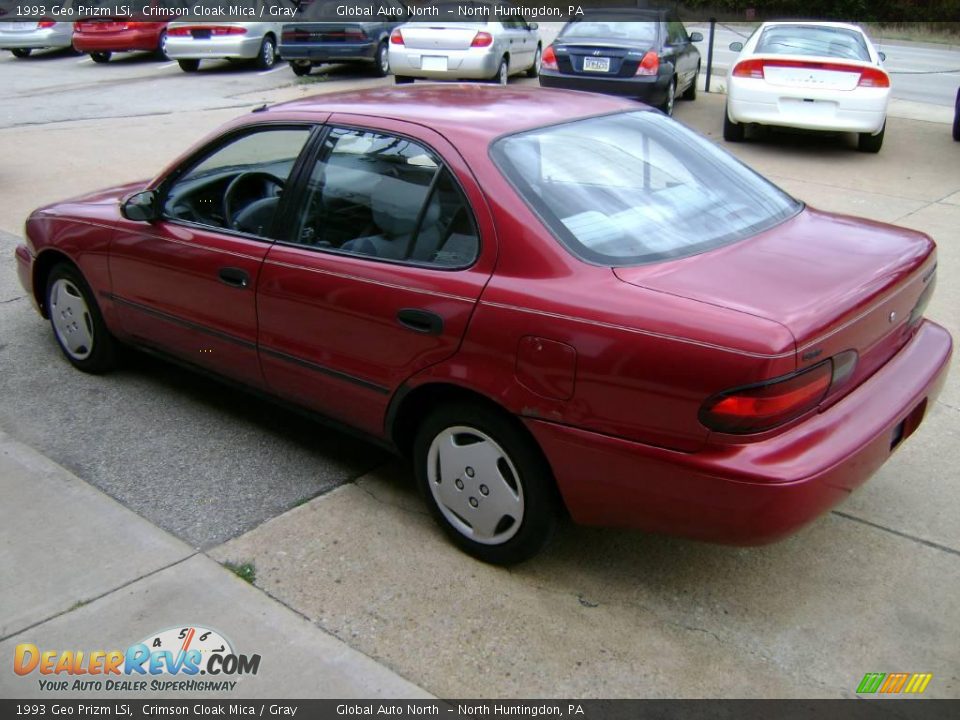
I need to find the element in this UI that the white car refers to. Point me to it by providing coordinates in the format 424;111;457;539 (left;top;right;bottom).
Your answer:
724;21;890;152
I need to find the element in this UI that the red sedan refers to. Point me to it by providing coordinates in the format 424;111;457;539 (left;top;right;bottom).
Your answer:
14;86;951;564
73;20;169;63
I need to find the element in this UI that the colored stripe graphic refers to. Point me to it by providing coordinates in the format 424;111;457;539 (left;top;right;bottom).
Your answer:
857;672;932;694
857;673;886;693
904;674;933;694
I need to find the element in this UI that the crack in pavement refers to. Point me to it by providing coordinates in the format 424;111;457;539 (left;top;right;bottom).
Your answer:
0;296;25;304
831;510;960;557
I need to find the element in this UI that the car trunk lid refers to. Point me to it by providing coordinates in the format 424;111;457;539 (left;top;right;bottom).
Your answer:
739;54;882;92
281;22;368;44
398;23;487;51
555;40;654;77
614;208;937;394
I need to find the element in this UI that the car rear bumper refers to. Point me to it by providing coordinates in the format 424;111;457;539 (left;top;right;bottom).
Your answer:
539;69;669;105
526;320;952;544
280;41;377;63
727;77;889;134
389;46;499;79
73;30;161;53
165;35;263;60
0;28;72;50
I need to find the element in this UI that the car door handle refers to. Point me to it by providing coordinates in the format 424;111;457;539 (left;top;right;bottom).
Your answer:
218;267;250;289
397;308;443;335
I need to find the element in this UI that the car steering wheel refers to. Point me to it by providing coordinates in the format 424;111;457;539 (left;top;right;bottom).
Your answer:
223;171;285;230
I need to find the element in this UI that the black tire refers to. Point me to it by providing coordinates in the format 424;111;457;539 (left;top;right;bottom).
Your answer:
11;48;32;59
858;122;885;153
492;56;508;85
526;45;542;78
394;74;414;84
952;88;959;141
90;52;111;64
46;263;118;374
681;67;698;100
178;58;200;73
290;60;312;77
659;77;676;116
723;104;744;142
156;30;168;60
413;402;560;565
372;41;389;77
254;35;276;70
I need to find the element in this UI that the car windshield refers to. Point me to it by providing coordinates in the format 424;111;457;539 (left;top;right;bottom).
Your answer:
561;20;658;43
492;111;801;266
756;25;870;61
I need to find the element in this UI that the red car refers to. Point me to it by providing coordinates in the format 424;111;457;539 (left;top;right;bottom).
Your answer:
14;86;951;564
72;20;169;63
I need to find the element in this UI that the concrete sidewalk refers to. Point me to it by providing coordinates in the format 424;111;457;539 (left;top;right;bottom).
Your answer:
0;430;430;699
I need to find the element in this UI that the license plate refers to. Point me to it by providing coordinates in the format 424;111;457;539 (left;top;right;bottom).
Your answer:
421;55;448;72
583;56;610;72
192;29;211;39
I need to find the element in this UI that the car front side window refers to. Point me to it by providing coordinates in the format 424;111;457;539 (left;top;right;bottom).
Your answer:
292;127;479;268
162;127;311;239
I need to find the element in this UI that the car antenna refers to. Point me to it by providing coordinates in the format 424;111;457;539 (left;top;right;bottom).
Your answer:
251;104;269;113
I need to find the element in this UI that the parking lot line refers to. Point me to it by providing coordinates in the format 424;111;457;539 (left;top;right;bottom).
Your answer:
259;64;289;76
157;62;178;70
76;58;92;64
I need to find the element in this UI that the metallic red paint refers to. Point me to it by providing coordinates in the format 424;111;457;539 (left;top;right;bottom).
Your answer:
14;86;953;545
72;22;169;54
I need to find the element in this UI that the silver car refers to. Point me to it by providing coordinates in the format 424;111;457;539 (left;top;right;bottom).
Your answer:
164;0;296;72
389;12;541;85
0;20;74;58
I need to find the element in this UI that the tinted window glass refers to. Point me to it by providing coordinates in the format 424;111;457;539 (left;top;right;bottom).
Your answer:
163;128;310;237
492;111;800;266
561;20;658;43
756;25;870;61
294;128;478;267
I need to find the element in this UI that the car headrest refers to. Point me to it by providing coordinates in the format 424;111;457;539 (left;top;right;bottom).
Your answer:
372;176;440;238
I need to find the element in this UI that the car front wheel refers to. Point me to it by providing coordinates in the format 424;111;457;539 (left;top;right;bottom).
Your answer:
46;263;117;374
414;402;560;565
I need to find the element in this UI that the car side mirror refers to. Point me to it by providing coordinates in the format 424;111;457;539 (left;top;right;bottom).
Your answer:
689;31;703;42
729;41;743;52
878;51;886;61
121;190;159;222
528;22;538;30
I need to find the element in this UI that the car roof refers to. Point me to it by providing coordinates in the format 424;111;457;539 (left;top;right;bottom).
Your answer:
263;85;643;141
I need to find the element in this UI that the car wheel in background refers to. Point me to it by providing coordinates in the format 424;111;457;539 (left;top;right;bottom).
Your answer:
953;88;959;141
858;123;885;153
10;48;32;58
178;59;200;73
413;403;560;565
659;77;676;116
90;52;111;64
46;264;117;374
394;75;414;84
493;57;508;85
723;104;744;142
682;66;699;100
290;60;311;76
156;30;169;60
526;45;542;78
373;41;390;77
255;35;276;70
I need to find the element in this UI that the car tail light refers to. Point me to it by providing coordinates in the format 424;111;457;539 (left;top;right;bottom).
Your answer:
167;27;190;36
471;31;493;48
541;45;558;71
635;51;659;76
700;360;837;434
732;58;765;79
858;66;890;88
37;20;56;28
212;26;248;36
390;29;404;45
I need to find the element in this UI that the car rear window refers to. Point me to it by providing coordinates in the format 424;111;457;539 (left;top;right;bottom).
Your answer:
491;111;801;266
561;20;658;44
756;25;870;61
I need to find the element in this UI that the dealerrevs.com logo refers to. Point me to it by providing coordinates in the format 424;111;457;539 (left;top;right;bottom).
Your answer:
13;625;261;692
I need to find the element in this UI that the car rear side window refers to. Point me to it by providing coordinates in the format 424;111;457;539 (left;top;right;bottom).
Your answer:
756;25;870;61
292;127;479;268
492;111;800;266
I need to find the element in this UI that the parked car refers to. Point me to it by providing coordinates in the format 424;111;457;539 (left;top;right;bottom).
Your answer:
953;86;959;141
389;3;541;85
72;20;170;64
538;8;701;115
14;86;951;565
0;19;74;58
279;0;405;77
725;21;891;152
165;6;295;73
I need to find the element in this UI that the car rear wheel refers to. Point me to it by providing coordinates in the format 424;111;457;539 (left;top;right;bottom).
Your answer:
394;75;414;84
11;48;32;58
290;60;311;76
952;88;959;141
659;77;676;116
254;35;276;70
156;30;169;60
373;41;389;77
493;57;508;85
681;67;698;100
46;264;117;374
178;58;200;73
858;123;885;153
90;52;111;64
723;104;744;142
414;402;560;565
526;45;542;78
